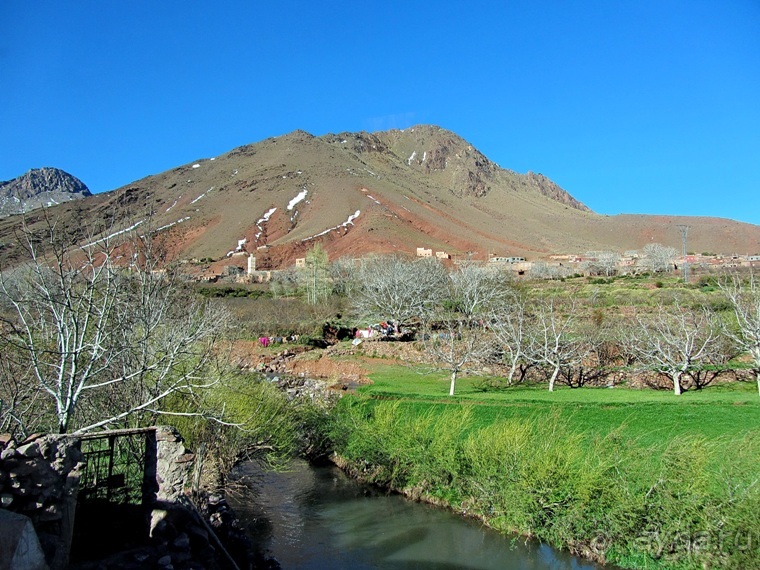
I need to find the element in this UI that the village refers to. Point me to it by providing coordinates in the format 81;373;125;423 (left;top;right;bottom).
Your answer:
187;241;760;285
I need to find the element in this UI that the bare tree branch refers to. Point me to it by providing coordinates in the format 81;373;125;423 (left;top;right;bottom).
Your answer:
628;299;720;395
525;297;587;392
352;255;448;329
719;271;760;396
0;214;230;434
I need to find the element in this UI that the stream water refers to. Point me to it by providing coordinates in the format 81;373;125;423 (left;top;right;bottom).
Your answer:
228;458;609;569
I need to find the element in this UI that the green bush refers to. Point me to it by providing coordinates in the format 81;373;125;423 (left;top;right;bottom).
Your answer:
160;372;298;488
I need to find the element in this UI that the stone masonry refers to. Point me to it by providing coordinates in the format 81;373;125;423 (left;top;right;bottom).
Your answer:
0;432;83;569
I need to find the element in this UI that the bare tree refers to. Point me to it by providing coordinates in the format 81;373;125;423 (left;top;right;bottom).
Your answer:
270;267;300;298
0;335;48;438
526;297;587;392
422;316;491;396
584;251;620;277
719;271;760;396
300;243;330;305
0;217;230;434
329;257;360;297
683;333;738;390
352;255;448;329
529;261;571;280
421;269;493;396
449;262;514;320
640;243;678;274
489;289;532;385
556;311;622;388
628;300;720;395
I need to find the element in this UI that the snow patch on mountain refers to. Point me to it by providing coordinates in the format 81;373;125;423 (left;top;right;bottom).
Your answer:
287;189;308;211
302;210;360;241
190;187;214;205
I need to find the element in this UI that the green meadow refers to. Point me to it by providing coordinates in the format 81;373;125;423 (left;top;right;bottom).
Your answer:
358;364;759;445
327;362;760;569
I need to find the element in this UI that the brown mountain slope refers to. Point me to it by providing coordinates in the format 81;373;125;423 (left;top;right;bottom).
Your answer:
1;125;758;269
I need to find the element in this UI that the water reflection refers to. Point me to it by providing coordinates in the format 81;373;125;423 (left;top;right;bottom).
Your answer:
229;459;607;570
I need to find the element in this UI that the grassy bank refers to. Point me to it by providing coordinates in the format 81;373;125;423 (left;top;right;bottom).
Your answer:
328;364;760;569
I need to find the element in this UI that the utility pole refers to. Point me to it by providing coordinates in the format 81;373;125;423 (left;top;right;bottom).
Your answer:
676;225;690;283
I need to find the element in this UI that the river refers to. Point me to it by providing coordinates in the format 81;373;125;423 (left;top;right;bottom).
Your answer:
228;458;609;569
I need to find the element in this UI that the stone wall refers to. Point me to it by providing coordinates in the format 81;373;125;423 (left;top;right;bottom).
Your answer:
145;426;196;536
155;426;196;503
0;433;83;569
0;427;250;570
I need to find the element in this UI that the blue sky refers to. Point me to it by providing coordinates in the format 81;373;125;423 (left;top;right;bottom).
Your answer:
2;1;759;225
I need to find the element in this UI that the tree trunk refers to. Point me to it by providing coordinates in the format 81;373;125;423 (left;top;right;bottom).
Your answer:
673;371;682;395
548;366;559;392
507;361;517;385
449;371;458;396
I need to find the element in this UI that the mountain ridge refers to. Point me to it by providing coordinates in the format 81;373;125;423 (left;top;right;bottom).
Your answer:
0;126;758;269
0;167;91;218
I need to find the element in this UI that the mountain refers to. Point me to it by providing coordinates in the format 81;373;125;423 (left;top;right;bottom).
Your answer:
0;168;91;218
1;126;758;269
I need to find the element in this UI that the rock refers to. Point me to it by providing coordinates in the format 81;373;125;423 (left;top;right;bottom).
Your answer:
187;524;209;542
2;458;20;472
176;453;195;464
207;493;224;506
37;439;54;460
172;532;190;549
150;509;169;538
171;550;192;565
1;447;17;460
9;457;42;476
64;471;81;493
16;442;41;458
209;512;223;528
156;426;183;443
21;433;44;445
10;480;29;495
21;500;45;512
38;504;62;522
0;509;48;570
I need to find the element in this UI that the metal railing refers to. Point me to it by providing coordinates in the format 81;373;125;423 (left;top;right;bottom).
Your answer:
77;427;156;505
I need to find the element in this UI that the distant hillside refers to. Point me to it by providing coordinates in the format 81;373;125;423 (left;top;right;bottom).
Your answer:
0;126;758;269
0;167;91;218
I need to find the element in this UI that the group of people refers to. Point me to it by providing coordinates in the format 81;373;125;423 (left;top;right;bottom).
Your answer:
258;334;300;348
354;320;398;339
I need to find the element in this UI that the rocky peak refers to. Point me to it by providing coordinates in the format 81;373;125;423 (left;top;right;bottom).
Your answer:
525;171;590;212
0;167;91;217
323;131;389;155
282;129;316;142
377;125;500;198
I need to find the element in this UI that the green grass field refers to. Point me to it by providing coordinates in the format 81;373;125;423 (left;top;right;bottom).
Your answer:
359;363;759;445
330;362;760;568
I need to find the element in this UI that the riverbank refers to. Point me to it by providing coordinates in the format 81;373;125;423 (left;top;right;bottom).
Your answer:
326;396;759;569
229;339;760;568
306;351;758;569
